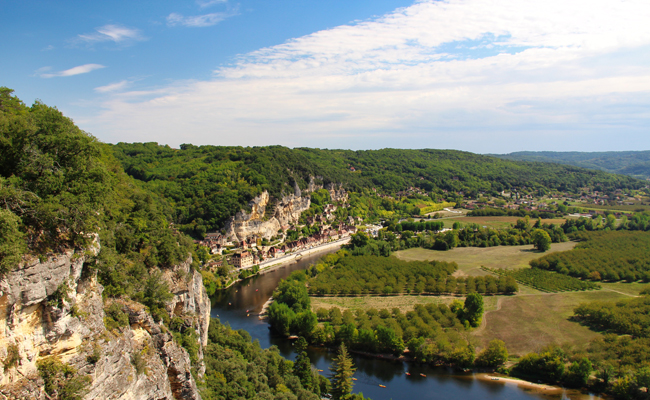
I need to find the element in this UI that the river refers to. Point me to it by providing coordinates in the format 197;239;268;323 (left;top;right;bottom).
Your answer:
210;249;602;400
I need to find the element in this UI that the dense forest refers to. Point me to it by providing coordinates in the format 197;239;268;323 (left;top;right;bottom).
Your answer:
111;142;642;237
201;318;325;400
0;88;197;325
492;150;650;180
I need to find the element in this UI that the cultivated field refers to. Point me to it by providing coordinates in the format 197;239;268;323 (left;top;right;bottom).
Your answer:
441;216;567;230
393;242;577;276
311;295;457;313
472;290;631;356
311;294;500;314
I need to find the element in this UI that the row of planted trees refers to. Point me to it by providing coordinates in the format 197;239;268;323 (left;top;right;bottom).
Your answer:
306;253;518;296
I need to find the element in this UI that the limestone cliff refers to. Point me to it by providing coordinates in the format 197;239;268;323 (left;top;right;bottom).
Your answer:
224;180;348;243
0;246;209;400
224;189;311;243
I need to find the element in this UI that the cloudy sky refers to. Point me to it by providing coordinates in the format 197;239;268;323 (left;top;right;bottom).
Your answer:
3;0;650;153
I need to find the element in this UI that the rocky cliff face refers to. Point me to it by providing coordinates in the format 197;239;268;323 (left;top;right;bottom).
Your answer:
0;245;209;400
224;180;348;243
224;189;311;243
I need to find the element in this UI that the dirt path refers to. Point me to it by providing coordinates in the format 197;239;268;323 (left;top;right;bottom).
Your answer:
601;288;640;297
475;296;504;335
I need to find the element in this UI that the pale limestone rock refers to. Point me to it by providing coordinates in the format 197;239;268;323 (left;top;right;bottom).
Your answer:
0;246;209;400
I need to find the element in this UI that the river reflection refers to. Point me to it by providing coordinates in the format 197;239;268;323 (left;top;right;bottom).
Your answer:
210;249;602;400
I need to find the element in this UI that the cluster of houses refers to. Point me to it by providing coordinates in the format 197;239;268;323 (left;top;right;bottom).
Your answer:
200;222;360;271
395;186;427;197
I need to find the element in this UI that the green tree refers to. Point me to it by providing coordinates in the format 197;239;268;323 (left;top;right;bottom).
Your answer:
293;310;318;339
475;339;508;367
268;302;296;336
274;280;311;311
0;209;26;275
463;293;484;327
330;344;356;400
565;357;592;387
531;229;552;252
293;337;313;390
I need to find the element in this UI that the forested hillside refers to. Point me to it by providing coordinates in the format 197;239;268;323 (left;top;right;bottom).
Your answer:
492;151;650;180
0;88;193;299
111;143;642;237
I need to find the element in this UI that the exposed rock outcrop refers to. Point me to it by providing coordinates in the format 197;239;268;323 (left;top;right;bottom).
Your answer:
162;257;211;377
224;190;311;243
0;246;208;400
223;179;348;243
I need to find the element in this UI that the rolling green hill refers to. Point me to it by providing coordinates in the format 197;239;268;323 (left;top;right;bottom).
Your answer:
491;151;650;180
111;143;643;237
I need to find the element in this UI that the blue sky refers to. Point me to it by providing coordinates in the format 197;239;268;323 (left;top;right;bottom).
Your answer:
2;0;650;153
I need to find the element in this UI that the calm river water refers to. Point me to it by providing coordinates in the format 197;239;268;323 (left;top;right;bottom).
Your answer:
210;250;602;400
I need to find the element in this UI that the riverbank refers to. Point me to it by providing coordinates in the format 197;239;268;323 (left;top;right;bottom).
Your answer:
258;237;351;273
222;237;351;289
476;374;565;396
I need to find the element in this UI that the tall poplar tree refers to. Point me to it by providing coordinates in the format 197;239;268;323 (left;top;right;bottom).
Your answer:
330;343;356;400
293;337;313;390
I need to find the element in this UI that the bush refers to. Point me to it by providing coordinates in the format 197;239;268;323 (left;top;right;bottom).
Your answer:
104;303;129;331
475;339;508;367
3;343;20;370
131;351;147;375
37;357;91;400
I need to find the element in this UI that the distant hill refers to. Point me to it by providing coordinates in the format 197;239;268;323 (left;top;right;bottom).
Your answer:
490;151;650;180
112;143;643;236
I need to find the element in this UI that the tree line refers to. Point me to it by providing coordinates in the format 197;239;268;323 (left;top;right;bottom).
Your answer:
344;218;566;257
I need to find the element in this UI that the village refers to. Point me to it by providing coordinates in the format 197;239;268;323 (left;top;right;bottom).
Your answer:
196;200;365;273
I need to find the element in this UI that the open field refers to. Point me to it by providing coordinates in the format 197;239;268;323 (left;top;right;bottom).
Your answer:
600;282;649;296
472;290;630;356
311;295;458;313
440;216;567;230
394;242;577;276
567;201;650;213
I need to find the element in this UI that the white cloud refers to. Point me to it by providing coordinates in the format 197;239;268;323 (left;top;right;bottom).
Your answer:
88;0;650;152
77;24;144;44
166;10;236;27
95;80;129;93
40;64;105;78
197;0;227;8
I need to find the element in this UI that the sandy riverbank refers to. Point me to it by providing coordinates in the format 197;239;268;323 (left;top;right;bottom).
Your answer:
475;373;564;395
